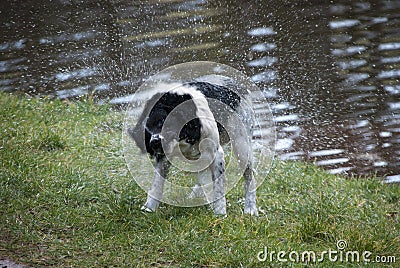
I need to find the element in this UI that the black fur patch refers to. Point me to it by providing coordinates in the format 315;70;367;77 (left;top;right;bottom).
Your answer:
145;92;201;157
187;81;241;111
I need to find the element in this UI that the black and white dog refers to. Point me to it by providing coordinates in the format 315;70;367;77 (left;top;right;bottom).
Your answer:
128;81;258;216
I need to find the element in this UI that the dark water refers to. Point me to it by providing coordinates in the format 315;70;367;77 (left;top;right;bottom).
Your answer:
1;0;400;182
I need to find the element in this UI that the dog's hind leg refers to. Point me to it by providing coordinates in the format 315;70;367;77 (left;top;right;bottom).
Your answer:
244;164;258;216
231;129;258;216
141;157;170;212
211;146;227;215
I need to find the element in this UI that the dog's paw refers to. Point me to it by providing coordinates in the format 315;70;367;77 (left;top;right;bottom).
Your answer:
213;197;227;216
244;205;259;216
214;208;227;216
140;205;155;213
142;196;160;212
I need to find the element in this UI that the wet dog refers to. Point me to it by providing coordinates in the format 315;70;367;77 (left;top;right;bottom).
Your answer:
128;81;257;215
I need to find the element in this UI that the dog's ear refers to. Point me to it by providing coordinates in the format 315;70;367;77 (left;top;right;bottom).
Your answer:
128;92;164;154
127;126;146;153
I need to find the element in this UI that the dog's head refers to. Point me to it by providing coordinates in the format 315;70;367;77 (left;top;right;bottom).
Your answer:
128;90;201;158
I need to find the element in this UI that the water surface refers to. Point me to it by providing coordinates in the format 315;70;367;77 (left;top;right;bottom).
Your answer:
1;0;400;181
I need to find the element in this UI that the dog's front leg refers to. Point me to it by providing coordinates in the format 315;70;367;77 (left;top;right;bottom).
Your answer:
211;146;227;215
142;156;169;212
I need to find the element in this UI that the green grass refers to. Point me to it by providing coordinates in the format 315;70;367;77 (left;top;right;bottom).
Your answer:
0;93;399;267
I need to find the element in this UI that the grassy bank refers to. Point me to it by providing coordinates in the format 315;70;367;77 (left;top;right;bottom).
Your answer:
0;93;399;267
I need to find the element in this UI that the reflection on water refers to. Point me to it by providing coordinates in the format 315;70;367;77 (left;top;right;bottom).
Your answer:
1;0;400;181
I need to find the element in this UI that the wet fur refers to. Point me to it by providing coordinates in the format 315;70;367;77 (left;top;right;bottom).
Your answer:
128;81;258;216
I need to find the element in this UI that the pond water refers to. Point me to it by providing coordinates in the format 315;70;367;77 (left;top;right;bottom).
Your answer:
1;0;400;182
